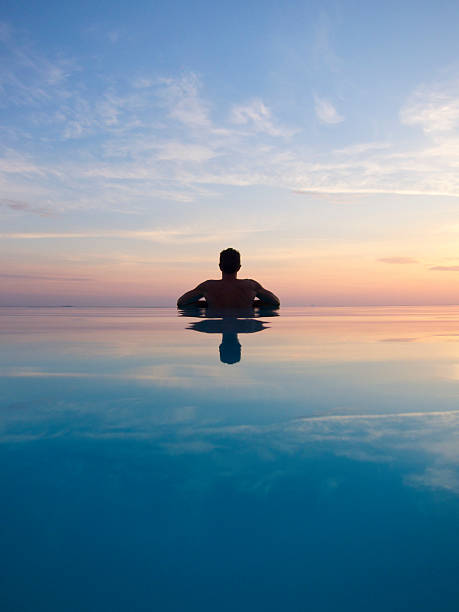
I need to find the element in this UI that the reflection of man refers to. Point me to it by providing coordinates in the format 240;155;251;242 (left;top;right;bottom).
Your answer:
188;317;268;364
177;248;280;309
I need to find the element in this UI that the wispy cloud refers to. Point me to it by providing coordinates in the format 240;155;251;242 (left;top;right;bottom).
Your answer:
430;265;459;271
333;142;391;155
381;337;417;343
314;95;344;124
155;142;217;162
157;73;211;128
230;99;291;136
0;198;52;215
5;28;459;217
0;227;267;243
400;82;459;133
0;273;92;281
378;257;419;264
0;230;201;241
0;21;74;106
294;188;459;197
0;152;48;175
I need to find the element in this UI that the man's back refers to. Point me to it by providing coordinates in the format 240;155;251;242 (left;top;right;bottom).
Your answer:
198;279;258;309
177;248;280;310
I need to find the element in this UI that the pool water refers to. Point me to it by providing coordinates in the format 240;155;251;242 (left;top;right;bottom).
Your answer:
1;307;458;611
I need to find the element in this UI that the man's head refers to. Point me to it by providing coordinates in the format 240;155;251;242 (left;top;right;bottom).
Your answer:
219;248;241;274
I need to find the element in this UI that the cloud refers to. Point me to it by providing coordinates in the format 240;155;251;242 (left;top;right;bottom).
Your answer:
0;21;74;106
157;73;210;128
294;188;458;197
83;24;124;46
381;337;417;343
230;99;290;136
5;33;459;215
314;95;344;124
401;83;459;133
0;273;92;281
430;266;459;271
155;142;217;162
0;153;47;175
333;142;391;155
0;230;197;241
133;77;154;89
0;198;52;215
0;227;267;243
378;257;419;264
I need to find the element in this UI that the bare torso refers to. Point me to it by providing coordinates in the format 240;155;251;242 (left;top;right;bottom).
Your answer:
177;275;279;310
198;279;258;309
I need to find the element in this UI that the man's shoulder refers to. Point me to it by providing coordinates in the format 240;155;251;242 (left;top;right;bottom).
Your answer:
240;278;261;287
201;279;220;284
197;279;219;289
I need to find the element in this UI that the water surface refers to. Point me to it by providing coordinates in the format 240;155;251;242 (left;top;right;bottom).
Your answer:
1;307;458;611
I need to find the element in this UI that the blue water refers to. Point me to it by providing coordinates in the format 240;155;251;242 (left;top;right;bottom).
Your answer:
1;307;458;611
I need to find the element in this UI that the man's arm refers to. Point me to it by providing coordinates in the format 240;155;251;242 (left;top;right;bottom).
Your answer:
252;281;280;308
177;282;207;308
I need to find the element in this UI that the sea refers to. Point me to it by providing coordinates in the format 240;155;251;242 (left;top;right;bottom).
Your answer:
1;306;458;611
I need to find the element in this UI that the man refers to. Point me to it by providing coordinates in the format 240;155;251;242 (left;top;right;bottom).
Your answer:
177;248;280;310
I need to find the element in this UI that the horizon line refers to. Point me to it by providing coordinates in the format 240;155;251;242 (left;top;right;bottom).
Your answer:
1;303;459;309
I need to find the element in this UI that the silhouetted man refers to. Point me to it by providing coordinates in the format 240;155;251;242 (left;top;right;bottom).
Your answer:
177;248;280;310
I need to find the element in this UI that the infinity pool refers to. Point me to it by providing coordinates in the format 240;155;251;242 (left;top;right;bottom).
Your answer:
1;307;458;611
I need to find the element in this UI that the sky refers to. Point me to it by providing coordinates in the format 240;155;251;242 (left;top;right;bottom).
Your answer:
2;0;459;306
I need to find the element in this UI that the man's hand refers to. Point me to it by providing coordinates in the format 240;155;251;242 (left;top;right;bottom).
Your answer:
177;282;207;308
252;280;280;308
